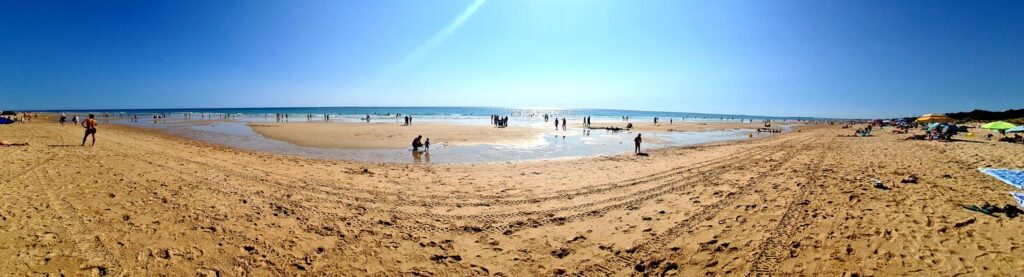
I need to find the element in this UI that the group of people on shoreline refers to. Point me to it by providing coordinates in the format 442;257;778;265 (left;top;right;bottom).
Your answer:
301;114;332;121
275;113;289;122
554;117;567;131
491;115;508;128
57;113;80;125
4;112;42;123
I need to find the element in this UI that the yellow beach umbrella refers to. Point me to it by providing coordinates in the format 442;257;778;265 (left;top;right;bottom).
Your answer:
915;113;954;123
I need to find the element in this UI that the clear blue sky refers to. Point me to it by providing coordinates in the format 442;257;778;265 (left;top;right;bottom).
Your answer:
1;0;1022;118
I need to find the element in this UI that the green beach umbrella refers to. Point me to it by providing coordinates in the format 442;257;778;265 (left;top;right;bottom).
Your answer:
980;121;1017;131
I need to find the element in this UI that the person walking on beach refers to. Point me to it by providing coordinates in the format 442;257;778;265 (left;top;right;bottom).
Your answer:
424;138;431;151
59;113;67;126
81;114;98;146
561;118;567;131
634;133;642;154
555;118;560;130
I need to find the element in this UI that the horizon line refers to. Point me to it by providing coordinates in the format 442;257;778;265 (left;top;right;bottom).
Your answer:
7;105;847;120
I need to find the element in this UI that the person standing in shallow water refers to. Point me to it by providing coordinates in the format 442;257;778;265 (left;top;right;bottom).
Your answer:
554;118;559;130
561;118;567;131
634;133;642;154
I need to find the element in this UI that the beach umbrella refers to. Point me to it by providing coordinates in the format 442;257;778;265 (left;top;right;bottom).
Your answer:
980;121;1017;131
915;113;953;123
1005;125;1024;133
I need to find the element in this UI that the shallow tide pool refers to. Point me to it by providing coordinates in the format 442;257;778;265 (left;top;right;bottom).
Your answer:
114;115;791;163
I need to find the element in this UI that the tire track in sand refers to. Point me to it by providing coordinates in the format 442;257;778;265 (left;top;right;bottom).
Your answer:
576;136;823;275
116;136;811;235
747;137;834;276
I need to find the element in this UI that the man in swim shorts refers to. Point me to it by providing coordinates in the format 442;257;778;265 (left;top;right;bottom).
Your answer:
81;114;98;146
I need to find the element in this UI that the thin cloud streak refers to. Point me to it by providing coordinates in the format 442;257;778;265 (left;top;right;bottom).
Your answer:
361;0;486;90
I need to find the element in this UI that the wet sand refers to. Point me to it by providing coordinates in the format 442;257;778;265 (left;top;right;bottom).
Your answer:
249;122;545;149
2;122;1024;275
573;121;796;132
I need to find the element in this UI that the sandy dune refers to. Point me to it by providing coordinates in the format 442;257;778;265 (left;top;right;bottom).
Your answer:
2;122;1023;275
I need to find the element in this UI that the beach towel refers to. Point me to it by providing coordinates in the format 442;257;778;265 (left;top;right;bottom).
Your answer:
0;117;13;124
980;168;1024;190
1013;192;1024;209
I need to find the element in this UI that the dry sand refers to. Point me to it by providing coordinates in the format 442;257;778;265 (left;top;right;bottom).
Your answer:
249;122;544;149
2;122;1024;275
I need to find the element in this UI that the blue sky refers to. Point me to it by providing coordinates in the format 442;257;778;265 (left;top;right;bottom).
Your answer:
1;0;1022;118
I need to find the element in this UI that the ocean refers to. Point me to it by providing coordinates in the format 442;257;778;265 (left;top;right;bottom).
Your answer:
28;106;825;121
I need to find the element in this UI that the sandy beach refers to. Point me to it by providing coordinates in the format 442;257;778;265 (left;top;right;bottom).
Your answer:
2;121;1023;275
249;122;545;149
6;0;1023;275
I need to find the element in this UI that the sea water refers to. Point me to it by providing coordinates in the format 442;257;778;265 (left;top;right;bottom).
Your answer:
35;106;822;122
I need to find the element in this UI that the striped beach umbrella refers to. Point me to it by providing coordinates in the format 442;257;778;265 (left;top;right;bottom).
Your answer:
915;113;954;123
